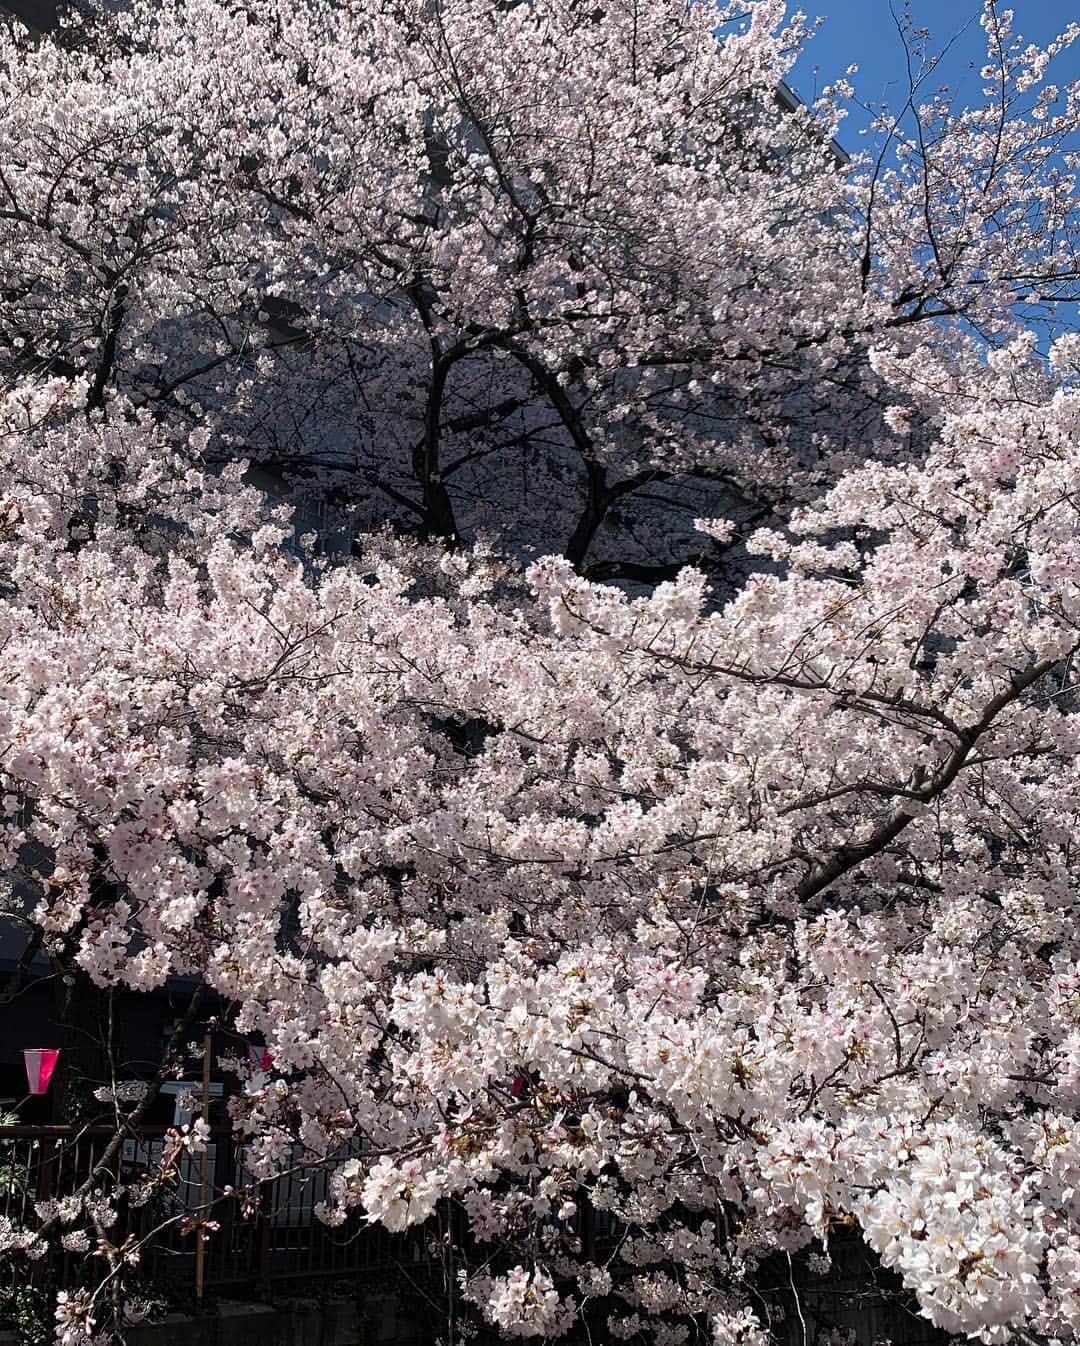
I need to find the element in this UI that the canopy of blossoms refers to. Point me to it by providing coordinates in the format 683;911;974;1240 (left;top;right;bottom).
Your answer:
0;0;1079;1342
1;0;1077;569
0;341;1077;1341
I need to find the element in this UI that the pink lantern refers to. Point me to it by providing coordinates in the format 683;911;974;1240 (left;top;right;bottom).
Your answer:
247;1046;272;1072
23;1048;60;1095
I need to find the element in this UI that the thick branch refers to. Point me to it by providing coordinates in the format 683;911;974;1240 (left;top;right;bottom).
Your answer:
796;653;1070;900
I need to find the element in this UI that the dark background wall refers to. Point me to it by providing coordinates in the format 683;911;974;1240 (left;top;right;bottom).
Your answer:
2;0;59;27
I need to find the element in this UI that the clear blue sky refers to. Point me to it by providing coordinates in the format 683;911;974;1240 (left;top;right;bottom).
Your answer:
788;1;1080;140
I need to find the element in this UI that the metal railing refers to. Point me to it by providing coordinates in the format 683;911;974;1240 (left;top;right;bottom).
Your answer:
0;1125;431;1291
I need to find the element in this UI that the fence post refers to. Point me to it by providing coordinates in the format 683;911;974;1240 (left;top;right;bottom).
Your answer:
257;1179;273;1285
36;1134;56;1204
215;1128;238;1285
30;1133;58;1290
193;1033;211;1307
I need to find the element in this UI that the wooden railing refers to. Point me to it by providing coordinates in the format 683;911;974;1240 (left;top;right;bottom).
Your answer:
0;1125;432;1291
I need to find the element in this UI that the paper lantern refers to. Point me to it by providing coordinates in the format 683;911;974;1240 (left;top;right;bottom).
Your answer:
23;1048;60;1095
247;1046;272;1072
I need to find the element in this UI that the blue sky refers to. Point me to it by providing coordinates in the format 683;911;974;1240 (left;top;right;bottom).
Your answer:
788;1;1080;140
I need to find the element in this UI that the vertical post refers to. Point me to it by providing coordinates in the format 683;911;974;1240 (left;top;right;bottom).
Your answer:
257;1179;273;1285
444;1198;455;1346
216;1125;237;1279
36;1135;57;1206
194;1033;211;1306
29;1134;58;1291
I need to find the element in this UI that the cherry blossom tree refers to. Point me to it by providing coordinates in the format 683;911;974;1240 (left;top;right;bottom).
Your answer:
1;1;1080;1344
1;0;1078;574
1;327;1078;1343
